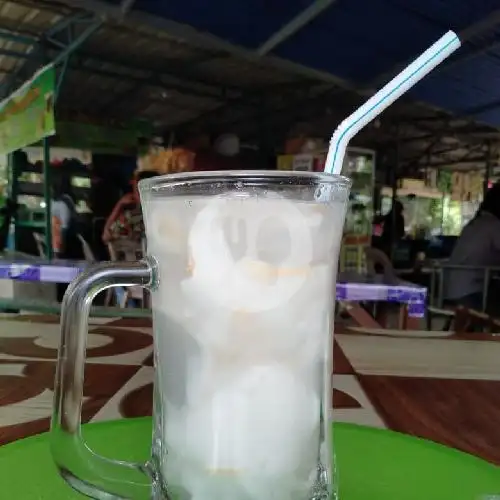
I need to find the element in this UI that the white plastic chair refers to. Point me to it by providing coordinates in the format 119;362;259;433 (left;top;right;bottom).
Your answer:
33;232;46;258
107;239;144;308
363;246;398;284
77;234;95;262
77;233;115;306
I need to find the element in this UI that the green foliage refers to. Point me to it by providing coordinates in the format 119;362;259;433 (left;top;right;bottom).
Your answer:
437;171;452;194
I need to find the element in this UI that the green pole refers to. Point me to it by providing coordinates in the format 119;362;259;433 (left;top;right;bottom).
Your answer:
43;138;53;260
9;151;20;251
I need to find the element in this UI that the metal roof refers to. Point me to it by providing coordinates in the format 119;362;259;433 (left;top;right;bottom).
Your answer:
0;0;497;173
121;0;500;127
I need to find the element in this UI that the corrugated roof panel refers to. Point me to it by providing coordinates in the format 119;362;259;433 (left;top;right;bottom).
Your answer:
128;0;500;125
0;1;61;32
195;57;301;87
90;25;202;61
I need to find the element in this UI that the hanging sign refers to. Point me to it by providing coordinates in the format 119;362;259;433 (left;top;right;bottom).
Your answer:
277;155;294;170
292;154;314;171
0;63;56;154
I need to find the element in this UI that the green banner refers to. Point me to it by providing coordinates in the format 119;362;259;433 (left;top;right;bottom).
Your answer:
0;64;56;154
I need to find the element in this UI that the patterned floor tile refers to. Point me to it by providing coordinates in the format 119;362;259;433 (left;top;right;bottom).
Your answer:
343;326;453;338
5;312;499;468
337;333;500;380
358;375;500;465
333;338;355;374
0;320;153;366
332;374;386;429
92;366;154;422
0;359;140;445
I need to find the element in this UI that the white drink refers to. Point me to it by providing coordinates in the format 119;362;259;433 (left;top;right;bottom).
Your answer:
145;192;343;499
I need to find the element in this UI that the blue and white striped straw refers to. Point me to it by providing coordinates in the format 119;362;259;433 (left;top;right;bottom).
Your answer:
324;30;461;176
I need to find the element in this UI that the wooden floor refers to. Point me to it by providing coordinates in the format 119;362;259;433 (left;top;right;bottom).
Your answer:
1;314;500;468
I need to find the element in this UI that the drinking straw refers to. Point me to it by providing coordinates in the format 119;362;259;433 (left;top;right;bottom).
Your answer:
324;30;461;176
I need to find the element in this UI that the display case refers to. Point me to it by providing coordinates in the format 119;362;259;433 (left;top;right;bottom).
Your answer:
339;147;375;272
277;146;376;272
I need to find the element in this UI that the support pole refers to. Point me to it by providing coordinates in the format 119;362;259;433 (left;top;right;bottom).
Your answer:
8;152;19;251
483;140;492;198
43;138;53;260
390;130;400;262
51;19;103;68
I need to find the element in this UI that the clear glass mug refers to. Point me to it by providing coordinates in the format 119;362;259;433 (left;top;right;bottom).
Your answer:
51;171;351;500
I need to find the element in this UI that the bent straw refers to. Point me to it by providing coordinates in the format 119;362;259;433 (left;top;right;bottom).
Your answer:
324;30;461;176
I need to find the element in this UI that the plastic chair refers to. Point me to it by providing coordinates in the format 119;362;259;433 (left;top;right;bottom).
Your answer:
364;247;398;283
363;246;422;329
77;233;115;306
76;234;96;262
33;232;46;258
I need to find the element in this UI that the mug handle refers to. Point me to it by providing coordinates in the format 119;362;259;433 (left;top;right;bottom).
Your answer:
51;260;154;500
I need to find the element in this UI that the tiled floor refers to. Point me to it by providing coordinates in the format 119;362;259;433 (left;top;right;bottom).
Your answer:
1;315;500;467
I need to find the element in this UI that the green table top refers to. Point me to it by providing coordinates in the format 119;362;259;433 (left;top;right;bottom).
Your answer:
0;418;498;499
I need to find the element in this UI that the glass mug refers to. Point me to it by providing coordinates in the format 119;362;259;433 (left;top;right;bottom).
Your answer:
51;171;351;500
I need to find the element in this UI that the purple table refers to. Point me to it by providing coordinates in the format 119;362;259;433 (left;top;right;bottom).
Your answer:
0;259;427;318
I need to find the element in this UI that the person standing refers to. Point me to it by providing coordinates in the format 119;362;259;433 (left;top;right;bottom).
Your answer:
51;173;81;302
379;200;405;256
51;173;80;260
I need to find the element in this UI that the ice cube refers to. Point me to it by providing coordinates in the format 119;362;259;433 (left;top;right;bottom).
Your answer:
179;278;233;347
179;262;332;367
154;312;202;407
185;196;324;313
165;364;320;499
183;256;318;313
149;208;190;255
187;364;318;471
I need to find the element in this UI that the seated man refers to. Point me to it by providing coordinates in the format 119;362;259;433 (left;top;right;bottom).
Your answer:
444;182;500;315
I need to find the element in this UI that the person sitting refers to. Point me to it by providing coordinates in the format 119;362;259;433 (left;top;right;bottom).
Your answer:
102;170;157;244
444;182;500;315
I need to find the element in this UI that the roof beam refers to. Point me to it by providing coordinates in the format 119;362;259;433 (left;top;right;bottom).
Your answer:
60;0;352;88
256;0;336;56
0;29;37;45
1;13;88;97
0;44;238;103
0;12;103;99
120;0;136;16
0;15;260;98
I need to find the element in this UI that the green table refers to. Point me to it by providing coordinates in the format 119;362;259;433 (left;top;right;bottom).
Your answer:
0;418;498;499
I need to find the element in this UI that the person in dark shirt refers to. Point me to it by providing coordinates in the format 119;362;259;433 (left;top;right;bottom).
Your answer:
444;182;500;314
380;200;405;254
